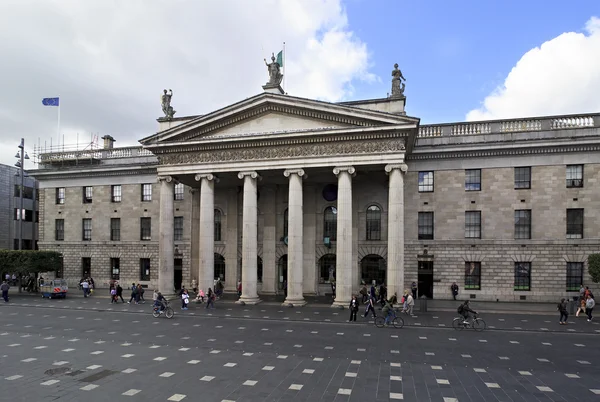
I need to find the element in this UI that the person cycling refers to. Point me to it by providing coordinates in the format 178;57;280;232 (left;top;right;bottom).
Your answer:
154;292;167;313
382;295;398;325
457;300;477;324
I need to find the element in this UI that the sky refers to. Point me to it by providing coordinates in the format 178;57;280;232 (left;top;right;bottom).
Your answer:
0;0;599;167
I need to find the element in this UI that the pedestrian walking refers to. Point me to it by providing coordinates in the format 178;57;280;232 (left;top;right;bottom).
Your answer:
405;291;415;315
363;294;377;319
576;297;586;317
1;280;9;302
348;295;359;322
116;283;125;303
586;294;595;322
128;283;138;304
110;287;117;303
181;289;189;310
205;288;216;309
137;284;145;303
558;298;569;325
80;279;90;297
411;281;418;299
359;283;368;303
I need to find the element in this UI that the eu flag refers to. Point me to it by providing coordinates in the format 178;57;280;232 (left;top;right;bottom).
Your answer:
42;97;59;106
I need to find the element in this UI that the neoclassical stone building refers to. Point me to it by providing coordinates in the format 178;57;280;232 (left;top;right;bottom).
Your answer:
32;82;600;303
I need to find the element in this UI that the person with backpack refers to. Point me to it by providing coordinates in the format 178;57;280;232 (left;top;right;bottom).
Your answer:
363;294;377;319
457;300;477;324
586;294;595;321
128;283;138;304
557;298;568;325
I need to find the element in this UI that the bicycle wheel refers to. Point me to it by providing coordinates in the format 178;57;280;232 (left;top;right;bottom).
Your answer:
152;309;160;318
392;317;404;329
452;318;465;331
165;307;174;319
473;318;486;332
374;316;385;328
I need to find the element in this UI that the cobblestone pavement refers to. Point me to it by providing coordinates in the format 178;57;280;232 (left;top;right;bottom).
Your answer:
1;297;599;401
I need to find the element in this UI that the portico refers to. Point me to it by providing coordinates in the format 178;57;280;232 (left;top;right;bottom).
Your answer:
141;91;418;305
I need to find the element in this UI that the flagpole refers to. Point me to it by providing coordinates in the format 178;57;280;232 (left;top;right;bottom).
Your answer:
283;41;286;93
57;99;61;150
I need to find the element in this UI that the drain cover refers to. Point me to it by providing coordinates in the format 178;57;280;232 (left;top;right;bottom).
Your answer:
80;369;116;383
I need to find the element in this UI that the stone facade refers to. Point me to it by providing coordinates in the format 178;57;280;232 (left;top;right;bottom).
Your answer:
31;91;600;303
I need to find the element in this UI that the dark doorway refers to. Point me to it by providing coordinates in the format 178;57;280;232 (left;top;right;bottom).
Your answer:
418;261;434;299
278;255;288;291
174;259;183;291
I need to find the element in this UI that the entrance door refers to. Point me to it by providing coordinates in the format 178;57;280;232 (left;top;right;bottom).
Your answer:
418;261;434;299
174;259;183;291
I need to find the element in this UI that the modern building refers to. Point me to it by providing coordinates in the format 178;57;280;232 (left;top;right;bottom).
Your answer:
0;163;38;251
31;79;600;303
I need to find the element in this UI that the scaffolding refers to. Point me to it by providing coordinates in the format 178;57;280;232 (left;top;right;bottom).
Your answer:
32;133;101;167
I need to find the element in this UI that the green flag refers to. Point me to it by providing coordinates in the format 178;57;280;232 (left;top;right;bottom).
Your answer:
276;50;283;67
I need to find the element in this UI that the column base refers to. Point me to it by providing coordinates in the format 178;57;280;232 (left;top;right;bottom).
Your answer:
237;296;262;305
331;299;349;309
282;298;306;307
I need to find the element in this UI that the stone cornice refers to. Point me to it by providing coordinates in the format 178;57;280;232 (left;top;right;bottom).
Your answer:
30;165;158;180
408;143;600;161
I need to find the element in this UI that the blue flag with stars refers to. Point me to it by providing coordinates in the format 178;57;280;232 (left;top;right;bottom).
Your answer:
42;97;59;106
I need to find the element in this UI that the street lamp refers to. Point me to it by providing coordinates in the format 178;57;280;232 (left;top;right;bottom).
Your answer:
15;138;29;251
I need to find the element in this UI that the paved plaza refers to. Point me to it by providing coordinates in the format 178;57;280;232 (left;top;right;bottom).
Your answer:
0;295;599;401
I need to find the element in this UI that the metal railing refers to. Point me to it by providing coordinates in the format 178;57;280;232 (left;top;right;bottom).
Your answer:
39;146;154;163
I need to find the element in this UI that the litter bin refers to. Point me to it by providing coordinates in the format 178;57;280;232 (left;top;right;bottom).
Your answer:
420;295;428;313
568;299;576;315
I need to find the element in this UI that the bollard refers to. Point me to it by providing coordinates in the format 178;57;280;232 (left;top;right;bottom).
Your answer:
568;299;576;315
420;295;428;312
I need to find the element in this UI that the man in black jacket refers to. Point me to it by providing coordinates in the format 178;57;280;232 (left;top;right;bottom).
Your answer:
458;300;477;324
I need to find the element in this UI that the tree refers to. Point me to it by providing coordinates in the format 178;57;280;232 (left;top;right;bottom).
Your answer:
587;253;600;284
0;250;63;276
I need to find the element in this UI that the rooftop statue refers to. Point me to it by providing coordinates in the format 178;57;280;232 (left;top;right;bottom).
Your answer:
390;63;406;98
264;53;283;87
161;89;176;119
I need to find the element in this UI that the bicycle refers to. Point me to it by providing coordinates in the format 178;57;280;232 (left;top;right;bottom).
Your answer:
375;309;404;329
452;313;486;331
152;300;174;319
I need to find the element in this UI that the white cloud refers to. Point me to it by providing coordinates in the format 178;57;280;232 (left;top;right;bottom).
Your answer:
466;16;600;121
0;0;374;166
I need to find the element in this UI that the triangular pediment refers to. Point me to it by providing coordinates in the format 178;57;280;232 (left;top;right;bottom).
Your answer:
140;92;419;146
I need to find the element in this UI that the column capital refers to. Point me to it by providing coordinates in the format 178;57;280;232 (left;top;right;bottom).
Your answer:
157;175;173;183
238;171;261;180
283;169;306;179
333;166;355;177
385;163;408;174
194;173;219;182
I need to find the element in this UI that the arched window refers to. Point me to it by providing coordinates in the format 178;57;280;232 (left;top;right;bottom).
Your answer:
214;253;225;281
361;254;386;285
283;208;288;239
323;206;337;241
366;205;381;240
257;256;263;283
278;255;288;290
319;254;336;283
214;209;222;241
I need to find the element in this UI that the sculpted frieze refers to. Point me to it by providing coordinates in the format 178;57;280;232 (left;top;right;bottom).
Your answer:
157;138;406;165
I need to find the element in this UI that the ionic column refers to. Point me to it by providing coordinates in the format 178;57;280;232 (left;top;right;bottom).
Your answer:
261;186;277;294
158;176;175;295
237;171;261;304
332;166;355;307
195;174;218;295
385;163;408;300
283;169;306;306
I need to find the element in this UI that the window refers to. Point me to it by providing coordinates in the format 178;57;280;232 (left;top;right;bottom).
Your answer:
514;210;531;239
214;209;222;241
360;254;386;285
465;211;481;238
514;167;531;189
418;171;434;192
174;183;184;200
366;205;381;240
174;216;183;241
111;185;122;202
56;188;65;204
82;218;92;241
418;212;434;240
214;253;226;281
566;262;583;291
514;262;531;291
323;206;337;241
141;183;152;201
110;218;121;241
140;258;151;281
566;165;583;188
319;254;336;283
566;208;584;239
465;169;481;191
82;186;93;203
283;209;288;239
55;219;64;241
111;258;120;280
82;257;91;278
140;217;151;240
15;185;34;199
465;262;481;290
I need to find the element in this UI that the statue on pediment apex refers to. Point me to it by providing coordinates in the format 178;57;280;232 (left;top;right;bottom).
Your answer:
264;53;283;86
161;89;176;119
390;63;406;98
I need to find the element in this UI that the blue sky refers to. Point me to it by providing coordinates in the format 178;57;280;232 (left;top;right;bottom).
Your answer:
342;0;599;123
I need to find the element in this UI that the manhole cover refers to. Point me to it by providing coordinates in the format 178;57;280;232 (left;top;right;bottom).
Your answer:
44;367;71;376
80;369;116;383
